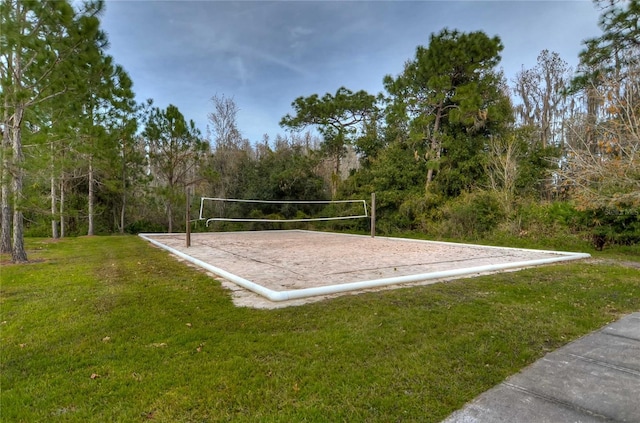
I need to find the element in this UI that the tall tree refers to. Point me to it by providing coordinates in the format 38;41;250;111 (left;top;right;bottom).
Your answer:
511;50;573;199
1;97;11;252
560;63;640;211
79;52;116;236
280;87;376;197
572;0;639;151
0;0;105;261
579;0;639;75
108;68;142;234
560;0;640;213
206;94;250;202
513;50;573;149
144;104;205;232
26;95;66;239
44;94;80;239
384;29;511;196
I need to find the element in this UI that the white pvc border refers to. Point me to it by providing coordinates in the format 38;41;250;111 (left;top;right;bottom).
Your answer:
139;230;591;302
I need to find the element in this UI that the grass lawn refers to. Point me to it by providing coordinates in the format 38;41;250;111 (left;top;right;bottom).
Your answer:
1;235;639;422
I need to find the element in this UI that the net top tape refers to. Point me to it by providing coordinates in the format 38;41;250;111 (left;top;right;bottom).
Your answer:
199;197;369;225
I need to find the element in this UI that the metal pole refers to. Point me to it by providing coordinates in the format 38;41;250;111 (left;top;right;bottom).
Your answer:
186;187;191;247
371;192;376;238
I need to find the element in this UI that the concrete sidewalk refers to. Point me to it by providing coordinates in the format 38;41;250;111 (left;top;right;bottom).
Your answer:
442;312;640;423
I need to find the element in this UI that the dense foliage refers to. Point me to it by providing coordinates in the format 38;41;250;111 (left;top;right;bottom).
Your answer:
2;0;638;262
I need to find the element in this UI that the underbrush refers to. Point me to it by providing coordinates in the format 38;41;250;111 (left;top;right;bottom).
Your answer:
386;193;638;251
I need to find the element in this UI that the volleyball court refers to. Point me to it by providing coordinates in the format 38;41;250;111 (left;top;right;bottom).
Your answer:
139;195;590;306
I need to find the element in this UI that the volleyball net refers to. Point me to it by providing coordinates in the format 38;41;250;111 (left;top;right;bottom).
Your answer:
198;197;369;227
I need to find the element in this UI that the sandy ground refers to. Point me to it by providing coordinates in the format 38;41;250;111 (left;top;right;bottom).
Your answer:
141;230;588;309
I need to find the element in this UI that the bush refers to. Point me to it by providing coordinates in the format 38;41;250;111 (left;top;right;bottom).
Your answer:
24;221;51;238
125;220;166;234
578;207;640;249
509;200;640;250
398;193;443;231
437;190;505;239
506;200;581;239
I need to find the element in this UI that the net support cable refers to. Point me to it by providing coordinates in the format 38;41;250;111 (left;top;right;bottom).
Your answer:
199;197;369;227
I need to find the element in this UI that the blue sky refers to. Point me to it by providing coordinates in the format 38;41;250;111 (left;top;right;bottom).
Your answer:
100;1;602;143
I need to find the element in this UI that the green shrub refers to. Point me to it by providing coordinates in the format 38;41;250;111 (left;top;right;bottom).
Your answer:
24;221;51;237
578;207;640;250
437;190;505;239
125;220;166;234
506;200;580;239
511;200;640;250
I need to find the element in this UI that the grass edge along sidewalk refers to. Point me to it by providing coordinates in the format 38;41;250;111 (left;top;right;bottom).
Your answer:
1;235;639;422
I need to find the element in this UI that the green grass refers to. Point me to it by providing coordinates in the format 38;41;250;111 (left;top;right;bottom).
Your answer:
1;235;639;422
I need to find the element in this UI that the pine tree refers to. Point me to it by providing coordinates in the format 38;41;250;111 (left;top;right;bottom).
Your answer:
144;105;206;232
280;87;376;197
0;0;108;261
383;29;511;197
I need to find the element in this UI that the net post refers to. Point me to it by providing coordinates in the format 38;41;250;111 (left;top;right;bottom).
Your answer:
186;187;191;247
371;192;376;238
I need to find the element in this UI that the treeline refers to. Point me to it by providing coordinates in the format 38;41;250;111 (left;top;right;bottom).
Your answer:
2;0;638;262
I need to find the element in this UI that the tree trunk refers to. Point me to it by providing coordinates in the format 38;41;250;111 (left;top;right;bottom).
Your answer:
1;178;11;253
51;173;58;239
50;143;59;239
120;195;125;234
1;87;12;253
425;106;444;192
167;201;173;233
11;107;28;263
586;85;599;154
426;168;434;191
120;141;126;234
12;207;27;263
1;135;12;254
59;174;65;238
332;153;341;199
88;156;94;236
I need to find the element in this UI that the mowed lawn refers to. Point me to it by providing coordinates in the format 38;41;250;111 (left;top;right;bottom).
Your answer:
1;235;639;422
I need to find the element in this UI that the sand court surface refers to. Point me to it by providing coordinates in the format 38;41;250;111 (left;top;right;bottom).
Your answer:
139;230;590;308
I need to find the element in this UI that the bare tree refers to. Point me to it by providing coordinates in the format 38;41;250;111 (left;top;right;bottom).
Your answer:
513;50;574;149
208;94;242;149
559;60;640;211
485;134;523;212
206;95;249;201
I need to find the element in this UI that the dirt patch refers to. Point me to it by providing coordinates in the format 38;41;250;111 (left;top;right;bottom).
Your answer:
588;258;640;269
0;256;46;266
39;238;63;244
